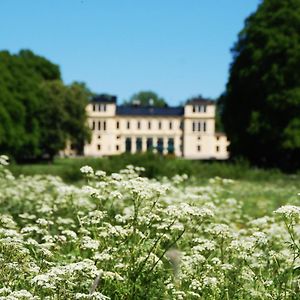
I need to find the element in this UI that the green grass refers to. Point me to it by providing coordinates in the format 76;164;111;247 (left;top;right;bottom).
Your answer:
8;153;300;218
8;153;293;183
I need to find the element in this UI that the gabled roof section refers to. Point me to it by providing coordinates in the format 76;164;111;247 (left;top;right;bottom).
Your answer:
186;96;215;105
92;94;117;104
116;106;184;116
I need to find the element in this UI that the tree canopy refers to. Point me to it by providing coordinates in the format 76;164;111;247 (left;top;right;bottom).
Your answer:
0;50;90;161
125;91;168;107
219;0;300;170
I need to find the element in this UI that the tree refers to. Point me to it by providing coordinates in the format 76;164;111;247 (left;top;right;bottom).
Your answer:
125;91;168;107
38;81;91;159
0;50;90;161
219;0;300;170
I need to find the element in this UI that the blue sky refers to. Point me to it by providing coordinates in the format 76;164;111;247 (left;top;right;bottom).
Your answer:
0;0;260;105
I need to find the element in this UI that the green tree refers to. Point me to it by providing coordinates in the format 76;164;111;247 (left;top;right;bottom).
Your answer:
125;91;168;107
219;0;300;170
0;50;90;161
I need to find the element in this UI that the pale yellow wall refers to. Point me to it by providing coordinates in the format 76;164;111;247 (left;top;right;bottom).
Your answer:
184;103;215;118
86;103;116;117
214;135;230;159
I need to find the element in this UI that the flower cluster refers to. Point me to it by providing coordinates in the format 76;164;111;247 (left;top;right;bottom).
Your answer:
0;159;299;299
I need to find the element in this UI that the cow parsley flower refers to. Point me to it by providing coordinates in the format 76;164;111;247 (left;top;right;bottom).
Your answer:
274;205;300;217
80;165;94;175
0;155;9;166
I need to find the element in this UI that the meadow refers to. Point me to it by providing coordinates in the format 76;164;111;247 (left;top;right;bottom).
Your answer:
1;154;300;299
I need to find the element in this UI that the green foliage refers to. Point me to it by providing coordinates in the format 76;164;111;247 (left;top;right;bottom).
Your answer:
125;90;168;107
0;50;90;160
219;0;300;170
38;81;91;158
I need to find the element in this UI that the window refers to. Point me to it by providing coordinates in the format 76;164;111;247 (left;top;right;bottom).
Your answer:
116;121;120;129
167;138;174;154
192;105;196;112
216;136;219;141
127;121;130;129
169;121;172;130
203;122;206;132
158;121;162;130
103;121;106;131
97;144;101;150
197;122;201;132
146;138;153;151
136;138;142;152
157;138;164;154
203;105;207;113
137;121;141;130
192;122;196;132
117;135;121;139
98;121;101;131
179;121;183;130
93;104;96;111
198;136;201;140
103;104;107;112
197;145;201;152
216;146;220;152
116;145;119;151
98;135;101;139
148;121;151;130
92;121;95;130
125;138;131;152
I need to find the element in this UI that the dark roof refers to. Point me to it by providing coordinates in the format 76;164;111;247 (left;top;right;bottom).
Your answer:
186;96;215;105
116;106;184;116
92;94;117;103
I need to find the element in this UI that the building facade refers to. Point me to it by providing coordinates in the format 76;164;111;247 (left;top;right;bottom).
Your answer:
81;95;229;159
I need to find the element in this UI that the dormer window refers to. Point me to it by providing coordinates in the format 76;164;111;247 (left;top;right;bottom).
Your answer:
192;105;207;113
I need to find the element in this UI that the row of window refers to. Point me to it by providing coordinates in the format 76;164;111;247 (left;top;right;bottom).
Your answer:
125;137;175;154
192;105;207;113
91;120;184;131
196;145;221;152
121;120;182;130
91;120;208;132
92;121;107;131
192;121;207;132
96;137;176;154
92;104;107;112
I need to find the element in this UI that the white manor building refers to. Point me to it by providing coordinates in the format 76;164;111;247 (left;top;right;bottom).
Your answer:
79;95;229;159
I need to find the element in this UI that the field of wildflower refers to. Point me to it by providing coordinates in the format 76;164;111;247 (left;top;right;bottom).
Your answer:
1;154;300;299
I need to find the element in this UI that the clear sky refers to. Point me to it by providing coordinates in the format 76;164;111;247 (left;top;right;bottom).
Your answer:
0;0;260;105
